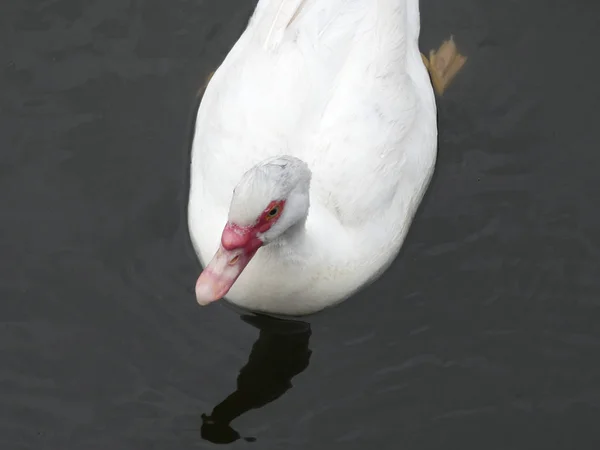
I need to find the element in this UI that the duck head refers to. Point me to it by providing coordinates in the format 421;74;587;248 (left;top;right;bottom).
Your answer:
195;155;311;306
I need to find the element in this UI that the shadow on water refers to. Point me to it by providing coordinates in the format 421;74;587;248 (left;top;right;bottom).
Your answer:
200;313;312;444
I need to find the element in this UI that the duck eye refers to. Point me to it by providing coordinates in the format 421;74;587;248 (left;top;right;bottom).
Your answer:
268;207;279;217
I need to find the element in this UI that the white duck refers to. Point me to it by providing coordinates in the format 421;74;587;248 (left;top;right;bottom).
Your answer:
188;0;465;316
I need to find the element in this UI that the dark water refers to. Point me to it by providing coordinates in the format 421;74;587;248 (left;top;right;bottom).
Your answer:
2;0;600;448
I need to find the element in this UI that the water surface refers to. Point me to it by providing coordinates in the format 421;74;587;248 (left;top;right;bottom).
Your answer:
1;0;600;448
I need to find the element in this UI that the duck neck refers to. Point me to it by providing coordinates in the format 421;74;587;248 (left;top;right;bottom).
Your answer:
270;215;308;256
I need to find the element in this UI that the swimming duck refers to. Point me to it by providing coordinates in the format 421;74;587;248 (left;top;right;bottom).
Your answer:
188;0;465;315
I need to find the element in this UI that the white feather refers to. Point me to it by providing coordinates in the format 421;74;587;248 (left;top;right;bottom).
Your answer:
188;0;437;315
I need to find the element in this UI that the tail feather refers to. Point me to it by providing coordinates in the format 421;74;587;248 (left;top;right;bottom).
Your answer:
253;0;310;50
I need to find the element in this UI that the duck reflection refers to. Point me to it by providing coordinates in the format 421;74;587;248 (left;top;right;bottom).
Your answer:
201;313;312;444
